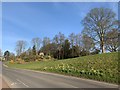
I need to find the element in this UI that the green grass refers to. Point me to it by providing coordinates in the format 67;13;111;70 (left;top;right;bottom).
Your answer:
6;52;119;84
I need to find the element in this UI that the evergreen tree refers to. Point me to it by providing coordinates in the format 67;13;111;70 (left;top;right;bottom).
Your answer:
32;45;36;56
32;45;37;61
4;51;10;61
63;39;70;59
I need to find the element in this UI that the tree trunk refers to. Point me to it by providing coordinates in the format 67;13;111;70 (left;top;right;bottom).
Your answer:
101;39;105;53
101;44;105;53
101;33;106;53
59;50;60;59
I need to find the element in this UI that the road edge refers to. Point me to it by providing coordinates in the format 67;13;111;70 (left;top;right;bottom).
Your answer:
3;66;119;88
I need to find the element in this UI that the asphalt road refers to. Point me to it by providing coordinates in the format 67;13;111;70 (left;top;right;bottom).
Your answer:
0;61;2;89
2;65;118;88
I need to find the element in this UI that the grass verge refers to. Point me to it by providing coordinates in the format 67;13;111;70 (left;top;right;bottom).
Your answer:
5;52;119;84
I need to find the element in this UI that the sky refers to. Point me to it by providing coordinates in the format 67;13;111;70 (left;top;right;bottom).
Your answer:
1;2;118;54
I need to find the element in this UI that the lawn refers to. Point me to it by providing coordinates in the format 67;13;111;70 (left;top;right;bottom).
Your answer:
6;52;119;84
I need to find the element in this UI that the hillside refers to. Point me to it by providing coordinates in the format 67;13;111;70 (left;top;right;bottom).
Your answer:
6;52;119;84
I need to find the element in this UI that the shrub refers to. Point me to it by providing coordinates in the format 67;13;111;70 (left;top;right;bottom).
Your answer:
10;60;14;64
23;56;29;62
45;55;51;59
16;58;25;64
39;52;44;59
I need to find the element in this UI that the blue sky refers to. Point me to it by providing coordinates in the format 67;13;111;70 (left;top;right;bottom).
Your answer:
2;2;118;53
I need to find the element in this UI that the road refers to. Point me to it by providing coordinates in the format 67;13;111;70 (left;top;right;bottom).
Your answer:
0;61;2;89
2;65;118;88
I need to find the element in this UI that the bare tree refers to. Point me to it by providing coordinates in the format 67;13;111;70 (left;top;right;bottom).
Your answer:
105;29;119;52
15;40;27;56
75;33;82;47
69;33;75;47
82;8;116;53
53;35;59;44
42;37;50;47
32;37;42;52
69;33;76;57
59;32;65;45
53;32;65;59
53;32;65;45
42;37;51;55
81;34;95;52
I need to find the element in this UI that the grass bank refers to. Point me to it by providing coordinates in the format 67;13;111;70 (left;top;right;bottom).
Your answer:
6;52;119;84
